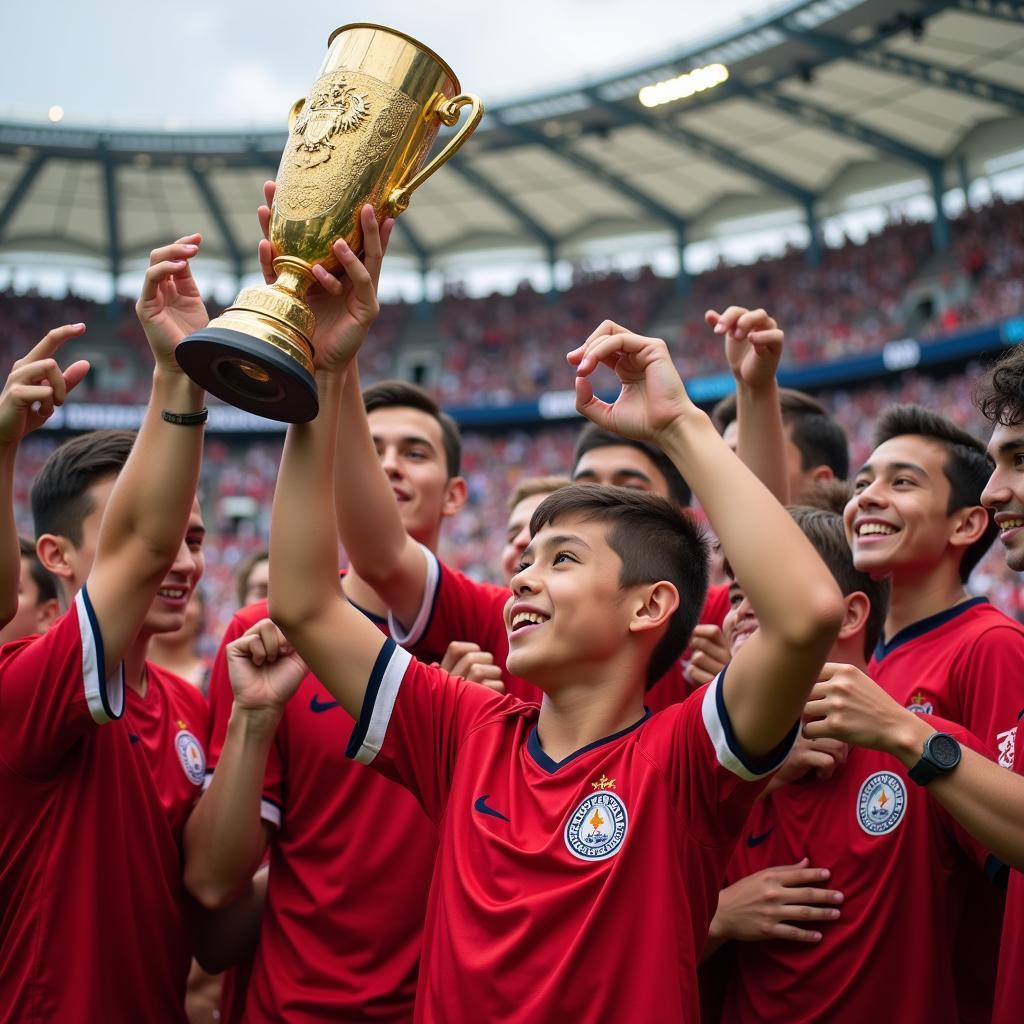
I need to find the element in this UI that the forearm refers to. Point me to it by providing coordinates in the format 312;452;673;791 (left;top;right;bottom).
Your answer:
0;444;19;625
190;865;267;973
885;715;1024;870
270;370;346;632
660;411;840;642
334;362;422;611
98;368;204;568
184;706;276;908
735;380;789;505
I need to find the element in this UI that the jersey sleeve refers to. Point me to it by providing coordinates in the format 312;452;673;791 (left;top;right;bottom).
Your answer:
0;587;125;780
387;545;511;664
646;670;798;848
955;626;1024;767
205;607;284;828
345;637;508;821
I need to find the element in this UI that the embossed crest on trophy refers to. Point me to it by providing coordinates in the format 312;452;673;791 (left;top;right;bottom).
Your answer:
175;24;483;423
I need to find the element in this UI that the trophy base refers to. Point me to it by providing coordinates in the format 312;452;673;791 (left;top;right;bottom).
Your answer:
175;328;319;424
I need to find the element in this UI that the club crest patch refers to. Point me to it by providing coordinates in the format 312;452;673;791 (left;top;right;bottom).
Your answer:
857;771;907;836
564;791;628;862
906;692;934;716
175;730;206;786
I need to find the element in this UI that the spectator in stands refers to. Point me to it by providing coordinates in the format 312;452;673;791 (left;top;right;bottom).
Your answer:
234;549;269;609
149;587;210;692
0;536;60;645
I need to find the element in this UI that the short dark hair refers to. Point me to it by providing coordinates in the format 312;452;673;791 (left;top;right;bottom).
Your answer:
873;404;996;582
712;388;849;480
975;346;1024;426
507;475;572;513
572;423;692;507
800;478;854;516
19;536;58;604
363;380;462;478
235;549;270;608
530;483;709;686
31;429;135;545
789;507;889;659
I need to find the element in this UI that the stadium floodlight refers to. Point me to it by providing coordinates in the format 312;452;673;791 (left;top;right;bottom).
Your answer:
47;105;64;123
637;64;729;108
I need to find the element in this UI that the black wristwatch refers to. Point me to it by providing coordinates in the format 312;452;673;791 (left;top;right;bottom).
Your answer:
908;732;962;786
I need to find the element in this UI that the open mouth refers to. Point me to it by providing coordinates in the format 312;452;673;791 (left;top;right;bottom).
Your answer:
511;611;549;632
999;518;1024;535
856;522;899;538
157;586;189;602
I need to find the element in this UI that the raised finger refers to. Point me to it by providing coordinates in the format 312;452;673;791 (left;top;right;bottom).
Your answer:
148;240;200;267
258;239;277;286
567;320;624;364
574;374;616;428
62;359;91;395
333;239;377;305
311;264;345;296
577;331;654;375
257;205;272;242
21;322;86;364
736;308;774;335
139;260;188;303
712;305;748;335
263;180;276;209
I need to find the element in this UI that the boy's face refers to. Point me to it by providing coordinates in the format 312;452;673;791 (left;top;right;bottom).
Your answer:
504;515;635;686
572;445;671;500
982;421;1024;571
844;435;958;580
501;492;552;585
723;578;759;658
242;558;270;606
73;478;206;637
0;557;59;645
369;406;463;544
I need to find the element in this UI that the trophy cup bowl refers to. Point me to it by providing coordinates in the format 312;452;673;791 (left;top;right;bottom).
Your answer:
175;24;483;422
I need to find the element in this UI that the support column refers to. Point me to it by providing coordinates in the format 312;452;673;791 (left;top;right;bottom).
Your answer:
930;165;951;252
804;200;822;267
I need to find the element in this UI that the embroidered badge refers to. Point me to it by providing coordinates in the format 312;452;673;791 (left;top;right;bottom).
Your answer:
175;730;206;786
857;771;907;836
564;791;628;862
906;692;934;716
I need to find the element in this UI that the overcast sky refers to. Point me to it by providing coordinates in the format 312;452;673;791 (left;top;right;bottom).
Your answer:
2;0;769;128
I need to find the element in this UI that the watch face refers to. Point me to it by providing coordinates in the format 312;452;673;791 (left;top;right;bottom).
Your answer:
929;733;961;770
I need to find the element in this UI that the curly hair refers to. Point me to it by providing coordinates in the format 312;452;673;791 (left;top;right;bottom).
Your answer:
975;346;1024;427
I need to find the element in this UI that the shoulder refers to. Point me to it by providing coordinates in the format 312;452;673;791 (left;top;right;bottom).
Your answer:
0;602;82;677
229;600;271;633
439;560;510;606
147;661;207;714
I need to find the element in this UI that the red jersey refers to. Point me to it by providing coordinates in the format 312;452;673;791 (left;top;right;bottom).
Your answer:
870;597;1024;1022
723;718;996;1024
994;711;1024;1024
348;648;793;1023
0;588;207;1024
396;548;729;710
205;597;438;1023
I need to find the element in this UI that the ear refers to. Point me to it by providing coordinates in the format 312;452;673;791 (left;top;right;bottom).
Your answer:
948;505;992;551
837;591;871;644
35;598;61;632
810;465;835;483
441;475;468;519
628;581;680;636
36;534;76;582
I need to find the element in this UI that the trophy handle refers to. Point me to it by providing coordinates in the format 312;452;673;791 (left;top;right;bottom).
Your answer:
287;97;306;132
387;93;484;215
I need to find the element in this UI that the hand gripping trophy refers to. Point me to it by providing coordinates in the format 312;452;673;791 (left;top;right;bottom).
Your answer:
175;24;483;422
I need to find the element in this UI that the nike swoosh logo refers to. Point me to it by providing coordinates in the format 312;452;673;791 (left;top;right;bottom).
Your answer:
309;694;341;713
746;827;775;848
474;795;510;823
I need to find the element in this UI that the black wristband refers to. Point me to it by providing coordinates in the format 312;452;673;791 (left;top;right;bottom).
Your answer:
162;407;209;426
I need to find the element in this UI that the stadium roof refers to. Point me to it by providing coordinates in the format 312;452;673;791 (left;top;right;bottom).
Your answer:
1;0;1023;282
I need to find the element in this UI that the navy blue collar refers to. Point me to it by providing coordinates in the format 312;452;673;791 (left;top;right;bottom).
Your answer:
874;597;988;661
527;709;652;774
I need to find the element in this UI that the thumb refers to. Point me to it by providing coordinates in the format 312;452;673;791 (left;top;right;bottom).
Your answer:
575;376;614;429
62;360;91;395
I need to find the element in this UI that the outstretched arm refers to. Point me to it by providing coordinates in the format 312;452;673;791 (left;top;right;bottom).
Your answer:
805;663;1024;870
0;323;89;624
708;306;790;504
257;187;426;626
268;219;392;718
570;323;843;758
85;238;207;677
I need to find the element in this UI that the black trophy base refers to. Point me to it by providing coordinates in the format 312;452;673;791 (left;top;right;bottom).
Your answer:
175;328;319;424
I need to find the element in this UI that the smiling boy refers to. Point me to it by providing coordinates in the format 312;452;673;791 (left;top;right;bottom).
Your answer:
266;309;843;1022
845;404;1024;1021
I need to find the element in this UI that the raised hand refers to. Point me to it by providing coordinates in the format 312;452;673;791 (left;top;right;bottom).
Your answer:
226;618;308;717
763;733;849;796
135;234;208;373
706;306;783;390
0;324;90;446
710;859;843;945
803;662;918;753
257;182;394;373
567;321;695;444
437;640;506;694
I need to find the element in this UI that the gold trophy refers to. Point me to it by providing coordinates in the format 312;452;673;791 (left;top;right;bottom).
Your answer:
175;24;483;422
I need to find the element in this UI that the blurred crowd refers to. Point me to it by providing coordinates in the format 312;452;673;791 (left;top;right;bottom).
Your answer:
2;198;1022;409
